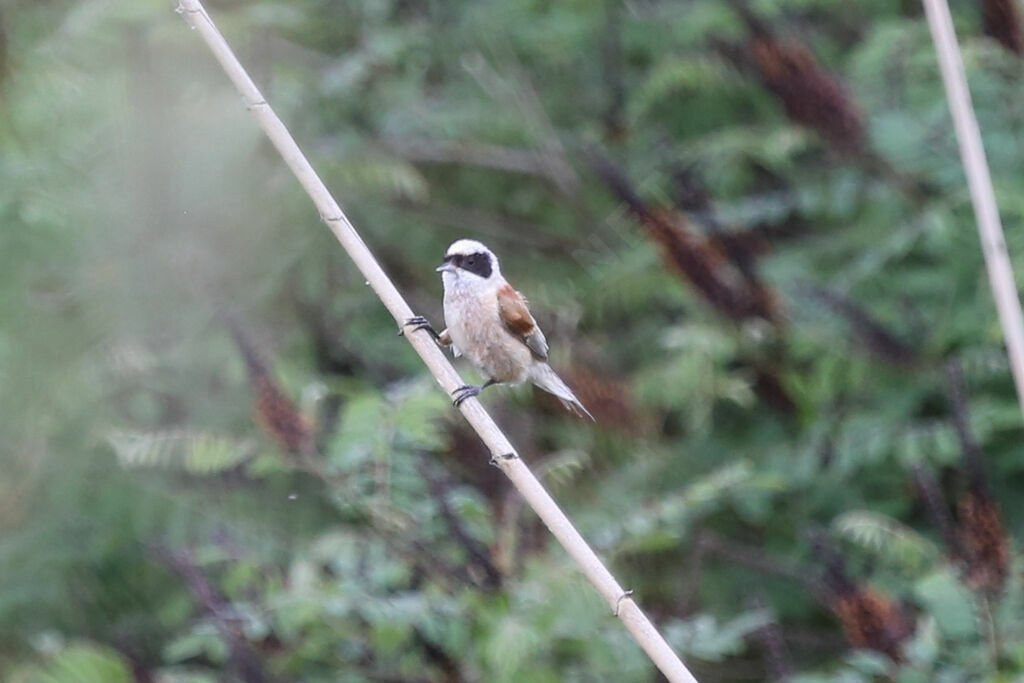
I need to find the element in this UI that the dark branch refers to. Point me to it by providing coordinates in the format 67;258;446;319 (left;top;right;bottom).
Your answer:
981;0;1024;54
697;531;829;602
908;463;964;561
412;627;466;683
599;0;627;142
747;596;795;682
799;286;918;366
382;138;577;191
945;360;989;494
148;544;275;683
419;462;504;592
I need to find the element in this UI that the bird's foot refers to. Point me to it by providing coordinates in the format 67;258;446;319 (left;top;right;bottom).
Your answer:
451;384;481;407
400;315;439;343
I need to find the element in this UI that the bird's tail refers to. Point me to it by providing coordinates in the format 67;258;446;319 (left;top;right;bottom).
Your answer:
529;364;595;421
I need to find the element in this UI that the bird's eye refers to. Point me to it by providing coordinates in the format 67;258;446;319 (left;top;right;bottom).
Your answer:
466;256;476;265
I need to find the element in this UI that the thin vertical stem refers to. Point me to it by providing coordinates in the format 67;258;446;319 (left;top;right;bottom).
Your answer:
922;0;1024;425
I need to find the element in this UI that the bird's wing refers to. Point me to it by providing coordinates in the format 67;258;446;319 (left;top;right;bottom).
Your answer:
497;283;548;360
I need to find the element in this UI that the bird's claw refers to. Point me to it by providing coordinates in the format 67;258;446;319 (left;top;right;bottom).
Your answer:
400;315;439;341
452;384;481;407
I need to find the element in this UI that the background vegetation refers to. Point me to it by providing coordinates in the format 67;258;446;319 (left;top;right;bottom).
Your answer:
2;0;1024;680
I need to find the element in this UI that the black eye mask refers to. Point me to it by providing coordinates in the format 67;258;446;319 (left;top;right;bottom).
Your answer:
449;252;493;279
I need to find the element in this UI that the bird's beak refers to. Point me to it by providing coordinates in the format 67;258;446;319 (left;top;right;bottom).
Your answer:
436;257;456;274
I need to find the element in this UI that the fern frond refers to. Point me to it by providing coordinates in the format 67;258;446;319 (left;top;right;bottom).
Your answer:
535;449;590;489
106;429;254;474
630;55;749;121
329;156;428;202
834;510;940;573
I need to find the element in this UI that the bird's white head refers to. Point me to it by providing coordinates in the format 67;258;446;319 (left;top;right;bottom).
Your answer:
437;239;501;288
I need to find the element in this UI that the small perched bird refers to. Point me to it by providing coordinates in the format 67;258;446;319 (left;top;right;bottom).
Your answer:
404;239;593;420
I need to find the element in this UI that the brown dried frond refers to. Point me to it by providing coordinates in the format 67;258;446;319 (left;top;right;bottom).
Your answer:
812;530;911;660
670;165;781;319
944;360;1010;594
722;0;866;156
832;586;909;660
981;0;1024;54
584;149;777;322
221;311;314;457
252;373;314;456
717;10;931;201
646;208;776;321
563;365;637;429
957;488;1009;595
749;34;866;155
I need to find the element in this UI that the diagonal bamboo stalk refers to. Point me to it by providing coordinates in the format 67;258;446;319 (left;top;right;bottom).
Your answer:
175;2;696;680
922;0;1024;425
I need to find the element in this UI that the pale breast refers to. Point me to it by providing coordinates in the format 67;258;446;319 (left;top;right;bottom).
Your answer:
444;281;533;384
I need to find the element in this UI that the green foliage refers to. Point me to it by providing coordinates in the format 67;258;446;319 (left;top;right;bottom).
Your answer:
2;0;1024;680
666;611;774;662
8;642;134;683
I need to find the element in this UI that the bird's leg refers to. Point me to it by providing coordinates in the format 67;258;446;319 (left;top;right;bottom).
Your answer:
400;315;440;343
452;378;497;407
